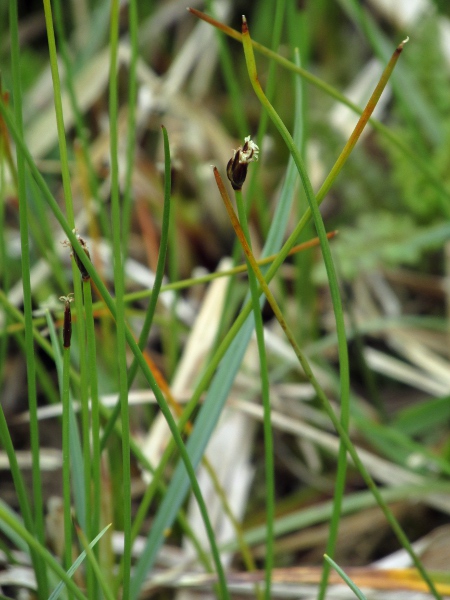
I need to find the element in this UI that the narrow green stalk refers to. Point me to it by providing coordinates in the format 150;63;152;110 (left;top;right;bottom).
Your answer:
213;168;441;600
52;0;110;239
76;526;115;600
41;7;92;590
0;103;9;399
108;1;132;596
42;0;75;225
204;0;248;138
60;298;73;598
241;17;350;597
122;0;139;254
288;31;315;342
44;306;86;540
324;555;367;600
8;2;48;596
251;0;286;234
117;437;213;589
83;280;101;569
27;176;68;291
73;275;94;599
231;37;408;594
201;457;260;585
101;125;172;452
166;195;180;377
319;38;410;201
235;189;274;599
48;524;112;600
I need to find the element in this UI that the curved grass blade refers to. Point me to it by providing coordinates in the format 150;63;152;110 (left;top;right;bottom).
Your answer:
324;555;367;600
48;524;112;600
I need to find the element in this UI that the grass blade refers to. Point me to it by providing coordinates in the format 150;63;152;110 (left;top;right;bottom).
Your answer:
49;524;112;600
8;1;48;595
324;555;367;600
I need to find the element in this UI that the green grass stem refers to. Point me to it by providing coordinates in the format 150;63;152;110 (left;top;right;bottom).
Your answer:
52;0;110;239
42;0;75;227
60;300;74;593
251;0;285;234
48;524;112;600
73;277;93;597
105;8;229;596
235;188;274;599
100;125;170;451
45;307;87;546
0;106;9;402
122;0;139;255
83;279;102;573
108;1;132;595
204;0;248;138
41;8;93;591
27;176;68;291
240;16;350;597
8;1;48;596
75;525;115;600
166;191;180;377
324;555;367;600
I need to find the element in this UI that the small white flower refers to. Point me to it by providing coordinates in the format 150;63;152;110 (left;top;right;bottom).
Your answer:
240;136;259;164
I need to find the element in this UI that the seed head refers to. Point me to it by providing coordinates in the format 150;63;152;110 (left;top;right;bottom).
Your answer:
62;229;92;281
59;293;74;349
226;135;259;190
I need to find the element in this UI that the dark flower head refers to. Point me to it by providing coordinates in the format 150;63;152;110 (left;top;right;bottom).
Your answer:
62;229;92;281
59;293;74;349
226;135;259;190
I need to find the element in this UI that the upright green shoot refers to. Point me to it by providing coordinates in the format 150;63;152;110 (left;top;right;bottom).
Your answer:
122;0;139;255
108;0;132;596
9;1;49;596
241;16;351;596
236;186;275;598
42;1;95;592
226;134;274;596
83;277;102;570
59;295;74;599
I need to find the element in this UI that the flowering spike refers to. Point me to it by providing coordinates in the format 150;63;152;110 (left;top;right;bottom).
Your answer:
62;229;92;281
226;135;259;190
59;293;74;349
